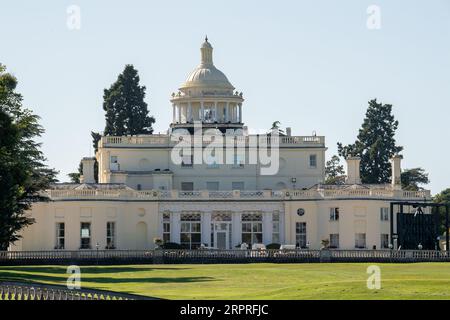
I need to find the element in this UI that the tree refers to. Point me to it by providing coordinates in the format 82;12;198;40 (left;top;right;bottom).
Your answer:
103;64;155;136
434;188;450;235
435;188;450;205
401;168;429;191
68;65;154;183
337;99;403;184
0;64;58;249
68;162;82;183
325;155;346;185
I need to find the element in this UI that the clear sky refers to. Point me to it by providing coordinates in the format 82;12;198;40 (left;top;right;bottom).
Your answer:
1;0;449;194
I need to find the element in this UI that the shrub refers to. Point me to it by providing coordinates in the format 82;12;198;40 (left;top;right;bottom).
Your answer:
160;242;182;249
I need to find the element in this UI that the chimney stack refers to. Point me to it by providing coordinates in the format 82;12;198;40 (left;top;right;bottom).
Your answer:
80;157;96;184
390;154;402;189
345;156;361;184
286;127;292;137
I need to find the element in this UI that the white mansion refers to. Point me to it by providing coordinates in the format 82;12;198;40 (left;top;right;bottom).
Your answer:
13;39;430;251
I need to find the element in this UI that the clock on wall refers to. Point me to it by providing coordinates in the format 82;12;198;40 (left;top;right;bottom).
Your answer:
297;208;305;216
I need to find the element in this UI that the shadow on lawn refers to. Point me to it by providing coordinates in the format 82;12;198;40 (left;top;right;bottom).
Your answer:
0;266;192;274
0;270;215;286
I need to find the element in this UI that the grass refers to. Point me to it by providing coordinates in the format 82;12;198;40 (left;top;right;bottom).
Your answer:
1;263;450;299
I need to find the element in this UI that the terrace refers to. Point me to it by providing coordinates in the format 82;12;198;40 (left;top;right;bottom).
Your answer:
46;186;431;201
98;134;326;148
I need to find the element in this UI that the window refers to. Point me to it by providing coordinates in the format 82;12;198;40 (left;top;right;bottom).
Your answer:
106;222;116;249
80;222;91;249
381;234;389;249
180;213;201;249
241;213;263;246
163;213;171;243
296;222;307;248
355;233;366;249
206;182;219;191
380;207;389;221
55;222;65;249
181;153;193;167
181;182;194;191
330;208;340;221
330;234;339;248
232;181;244;191
137;184;142;191
309;154;317;168
272;212;280;243
110;156;119;171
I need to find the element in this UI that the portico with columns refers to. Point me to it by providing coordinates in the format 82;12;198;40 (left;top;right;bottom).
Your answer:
159;202;284;249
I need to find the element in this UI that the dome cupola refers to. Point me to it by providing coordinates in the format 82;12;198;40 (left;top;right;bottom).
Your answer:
181;37;234;92
170;37;244;133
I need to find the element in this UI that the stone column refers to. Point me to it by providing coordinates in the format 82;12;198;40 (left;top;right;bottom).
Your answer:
226;102;230;122
202;212;212;247
172;104;176;123
238;104;242;123
172;212;181;243
263;211;272;245
188;102;192;122
178;106;182;123
200;102;204;122
214;101;218;122
232;211;241;246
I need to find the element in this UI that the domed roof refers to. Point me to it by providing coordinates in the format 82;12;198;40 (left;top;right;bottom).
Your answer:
184;66;234;90
181;38;234;91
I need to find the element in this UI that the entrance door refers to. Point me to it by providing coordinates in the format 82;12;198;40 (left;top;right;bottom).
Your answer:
213;222;230;249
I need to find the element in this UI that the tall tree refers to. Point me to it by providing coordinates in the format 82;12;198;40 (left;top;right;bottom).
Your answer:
401;168;429;191
434;188;450;235
325;155;346;185
337;99;403;184
103;64;155;136
0;64;58;249
435;188;450;205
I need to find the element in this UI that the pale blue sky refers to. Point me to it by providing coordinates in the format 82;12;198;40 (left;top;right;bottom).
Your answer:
1;0;449;194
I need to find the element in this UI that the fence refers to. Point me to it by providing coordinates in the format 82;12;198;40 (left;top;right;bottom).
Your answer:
0;249;449;265
0;281;155;300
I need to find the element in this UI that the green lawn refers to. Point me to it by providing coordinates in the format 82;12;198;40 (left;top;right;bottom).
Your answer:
1;263;450;299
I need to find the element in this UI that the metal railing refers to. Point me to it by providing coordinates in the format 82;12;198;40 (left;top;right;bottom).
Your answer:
0;249;448;265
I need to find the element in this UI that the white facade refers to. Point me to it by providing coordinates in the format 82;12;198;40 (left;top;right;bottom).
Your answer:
13;39;430;252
